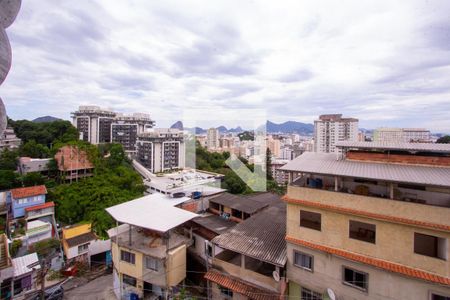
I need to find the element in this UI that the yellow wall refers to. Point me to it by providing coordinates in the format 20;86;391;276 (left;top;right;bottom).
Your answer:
167;244;186;287
62;223;91;239
286;186;450;277
112;242;143;279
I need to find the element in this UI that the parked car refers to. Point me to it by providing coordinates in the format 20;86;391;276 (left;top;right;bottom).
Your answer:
32;285;64;300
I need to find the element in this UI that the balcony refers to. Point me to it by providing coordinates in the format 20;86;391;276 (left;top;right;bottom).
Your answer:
290;174;450;208
213;249;281;292
112;225;190;259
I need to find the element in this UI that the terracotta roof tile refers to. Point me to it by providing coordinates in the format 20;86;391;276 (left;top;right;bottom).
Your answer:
282;196;450;232
54;145;93;171
25;202;55;212
10;185;47;199
205;270;280;300
286;236;450;286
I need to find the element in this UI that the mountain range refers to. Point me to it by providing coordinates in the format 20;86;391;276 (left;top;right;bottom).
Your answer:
170;120;314;135
32;116;61;123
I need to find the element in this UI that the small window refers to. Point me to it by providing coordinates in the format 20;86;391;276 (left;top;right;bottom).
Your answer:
431;293;450;300
301;287;323;300
414;233;447;260
122;274;136;287
205;243;213;257
300;210;321;231
77;243;89;254
146;256;159;271
349;220;376;244
343;267;368;291
294;251;313;271
120;250;135;264
219;286;233;298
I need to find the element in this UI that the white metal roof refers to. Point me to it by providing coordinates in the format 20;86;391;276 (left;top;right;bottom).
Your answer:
106;194;197;233
27;220;50;229
280;152;450;187
336;141;450;152
12;252;40;277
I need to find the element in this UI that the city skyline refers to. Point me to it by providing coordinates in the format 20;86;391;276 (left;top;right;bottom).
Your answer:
1;1;450;131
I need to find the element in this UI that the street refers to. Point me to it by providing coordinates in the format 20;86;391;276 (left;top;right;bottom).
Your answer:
64;274;115;300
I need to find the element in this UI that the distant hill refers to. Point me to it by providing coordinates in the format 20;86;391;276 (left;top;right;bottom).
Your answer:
170;121;183;130
266;120;313;134
32;116;61;123
179;120;314;134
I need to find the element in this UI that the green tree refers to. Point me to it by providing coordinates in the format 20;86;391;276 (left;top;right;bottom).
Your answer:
19;140;50;158
0;148;19;170
436;135;450;144
21;172;46;186
0;170;21;190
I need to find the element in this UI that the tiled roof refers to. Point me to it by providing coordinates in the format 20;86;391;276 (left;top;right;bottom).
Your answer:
283;196;450;232
10;185;47;199
286;236;450;286
65;232;96;247
280;152;450;188
54;145;93;171
25;201;55;212
212;202;286;266
210;192;280;214
204;270;280;300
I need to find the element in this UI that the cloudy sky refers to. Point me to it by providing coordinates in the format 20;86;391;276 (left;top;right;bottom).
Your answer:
1;0;450;131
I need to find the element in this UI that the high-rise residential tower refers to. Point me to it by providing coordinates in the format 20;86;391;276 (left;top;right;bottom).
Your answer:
373;127;431;143
136;129;184;173
207;128;220;149
71;106;116;144
314;114;358;153
111;113;155;154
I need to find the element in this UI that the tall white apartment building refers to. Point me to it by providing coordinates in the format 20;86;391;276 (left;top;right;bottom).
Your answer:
206;128;219;149
136;129;185;173
71;106;116;144
111;113;155;154
314;114;359;153
374;128;431;143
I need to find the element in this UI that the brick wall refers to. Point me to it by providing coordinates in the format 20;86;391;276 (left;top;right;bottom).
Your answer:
346;151;450;166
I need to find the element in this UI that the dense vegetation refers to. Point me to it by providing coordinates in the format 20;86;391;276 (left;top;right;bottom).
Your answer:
196;143;285;195
437;135;450;144
1;119;145;237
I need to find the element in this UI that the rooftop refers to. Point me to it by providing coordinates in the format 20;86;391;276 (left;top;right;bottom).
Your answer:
280;152;450;188
209;192;280;215
25;201;55;212
108;224;189;258
54;145;94;171
10;185;47;199
192;214;235;235
212;202;286;266
12;253;40;277
336;141;450;153
106;194;197;233
65;232;97;247
27;219;51;230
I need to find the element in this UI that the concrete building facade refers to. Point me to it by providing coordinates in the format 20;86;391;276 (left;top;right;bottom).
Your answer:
111;113;155;154
314;114;358;153
281;142;450;300
373;128;431;143
207;128;220;149
136;129;184;173
71;106;116;144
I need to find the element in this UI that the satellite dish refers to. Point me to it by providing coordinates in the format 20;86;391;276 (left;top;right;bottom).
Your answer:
272;270;280;282
327;288;336;300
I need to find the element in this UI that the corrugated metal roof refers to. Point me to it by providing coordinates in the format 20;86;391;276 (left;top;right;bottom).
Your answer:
280;152;450;187
192;215;235;234
65;232;97;247
12;253;40;277
106;194;197;232
209;193;280;214
336;141;450;152
212;202;286;266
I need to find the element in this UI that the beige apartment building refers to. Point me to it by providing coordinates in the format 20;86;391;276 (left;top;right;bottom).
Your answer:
280;141;450;300
106;194;197;300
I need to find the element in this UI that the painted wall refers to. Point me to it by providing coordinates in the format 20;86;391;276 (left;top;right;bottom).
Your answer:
286;186;450;276
286;243;450;300
167;244;186;287
11;194;45;219
62;223;91;239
